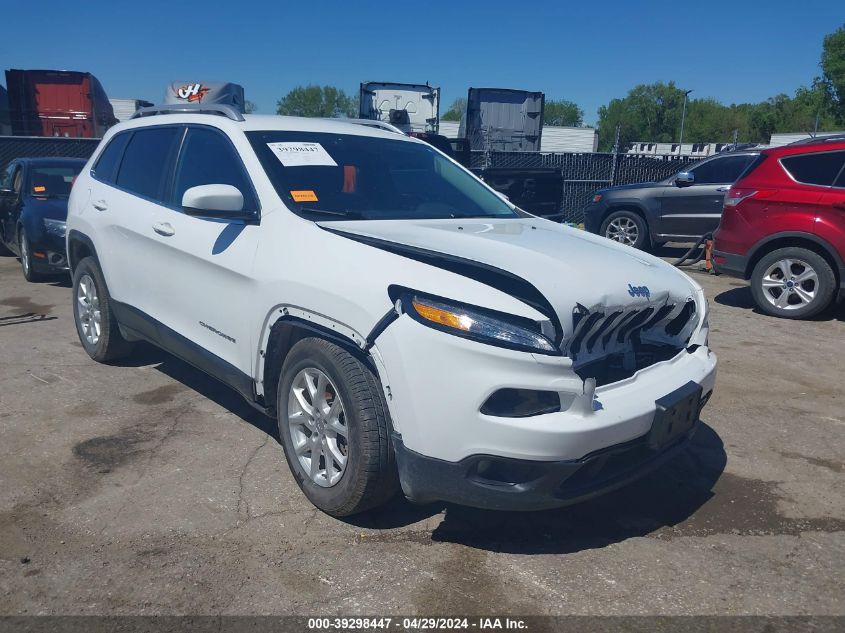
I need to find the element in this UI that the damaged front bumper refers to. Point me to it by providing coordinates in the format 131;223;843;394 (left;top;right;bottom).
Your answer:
374;311;716;509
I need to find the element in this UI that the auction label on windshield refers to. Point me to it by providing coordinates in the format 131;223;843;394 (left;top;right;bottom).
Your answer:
290;190;318;202
267;142;338;167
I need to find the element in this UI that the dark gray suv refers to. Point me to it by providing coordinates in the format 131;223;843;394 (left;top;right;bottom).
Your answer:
583;151;760;250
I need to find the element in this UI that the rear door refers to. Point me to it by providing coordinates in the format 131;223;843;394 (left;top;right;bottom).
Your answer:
796;150;845;257
659;154;755;238
143;125;261;373
87;126;181;316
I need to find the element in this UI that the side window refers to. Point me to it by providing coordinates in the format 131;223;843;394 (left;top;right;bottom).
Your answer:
92;132;131;184
781;151;845;187
116;127;181;201
690;155;753;184
835;164;845;188
172;127;256;211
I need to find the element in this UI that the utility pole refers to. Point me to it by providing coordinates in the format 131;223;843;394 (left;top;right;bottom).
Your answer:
679;89;693;155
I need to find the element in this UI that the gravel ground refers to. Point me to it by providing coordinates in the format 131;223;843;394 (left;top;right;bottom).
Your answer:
0;248;843;616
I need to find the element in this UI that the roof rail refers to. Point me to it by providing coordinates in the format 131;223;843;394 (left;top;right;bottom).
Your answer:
341;118;405;135
131;103;245;122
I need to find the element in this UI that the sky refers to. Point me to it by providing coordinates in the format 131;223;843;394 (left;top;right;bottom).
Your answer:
2;0;843;126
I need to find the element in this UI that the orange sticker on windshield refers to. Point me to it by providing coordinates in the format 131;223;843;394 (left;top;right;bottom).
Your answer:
33;186;46;192
290;190;318;202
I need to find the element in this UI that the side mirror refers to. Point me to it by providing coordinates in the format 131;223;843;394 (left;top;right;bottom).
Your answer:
675;172;694;187
182;184;250;220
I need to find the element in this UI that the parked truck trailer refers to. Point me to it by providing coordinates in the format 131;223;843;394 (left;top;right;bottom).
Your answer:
4;69;117;138
359;81;440;134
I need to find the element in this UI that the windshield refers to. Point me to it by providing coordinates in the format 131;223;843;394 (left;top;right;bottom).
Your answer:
247;131;518;221
27;165;82;198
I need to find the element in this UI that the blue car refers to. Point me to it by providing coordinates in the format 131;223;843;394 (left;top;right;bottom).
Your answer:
0;157;86;281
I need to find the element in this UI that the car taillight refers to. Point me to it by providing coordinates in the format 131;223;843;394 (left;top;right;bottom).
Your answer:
724;187;777;208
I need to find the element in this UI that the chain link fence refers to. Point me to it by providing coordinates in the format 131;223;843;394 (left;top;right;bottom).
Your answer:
0;137;100;172
470;151;705;224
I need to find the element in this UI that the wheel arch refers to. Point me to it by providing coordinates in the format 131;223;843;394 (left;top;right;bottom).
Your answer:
67;229;100;273
259;312;375;418
745;232;842;284
599;204;653;247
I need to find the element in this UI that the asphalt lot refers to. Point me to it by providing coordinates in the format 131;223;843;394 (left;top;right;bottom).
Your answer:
0;247;843;616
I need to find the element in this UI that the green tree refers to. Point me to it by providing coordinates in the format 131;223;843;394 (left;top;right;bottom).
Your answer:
596;81;688;150
276;85;357;118
820;23;845;121
442;97;466;121
543;99;583;127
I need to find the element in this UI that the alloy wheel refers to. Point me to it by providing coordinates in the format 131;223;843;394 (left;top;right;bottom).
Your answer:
76;274;102;345
606;217;639;246
287;367;348;487
760;258;818;311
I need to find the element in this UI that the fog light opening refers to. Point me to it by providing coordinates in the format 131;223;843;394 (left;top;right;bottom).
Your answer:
480;388;561;418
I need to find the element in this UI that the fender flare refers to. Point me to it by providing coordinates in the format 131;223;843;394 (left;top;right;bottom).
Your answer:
66;229;101;272
746;231;844;278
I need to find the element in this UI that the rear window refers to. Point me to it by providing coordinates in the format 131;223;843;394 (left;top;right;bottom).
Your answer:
116;127;181;201
781;151;845;187
27;164;83;197
247;130;517;221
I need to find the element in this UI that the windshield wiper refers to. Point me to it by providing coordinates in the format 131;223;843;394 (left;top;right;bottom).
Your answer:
298;207;366;220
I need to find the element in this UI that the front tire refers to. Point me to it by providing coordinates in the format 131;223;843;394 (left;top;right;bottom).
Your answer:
19;228;44;282
277;338;398;516
72;256;134;362
600;210;649;250
750;247;836;319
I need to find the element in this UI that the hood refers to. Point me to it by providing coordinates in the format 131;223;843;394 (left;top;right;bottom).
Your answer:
319;218;698;337
24;196;69;221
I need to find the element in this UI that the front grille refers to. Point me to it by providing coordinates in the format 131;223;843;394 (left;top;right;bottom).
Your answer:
564;299;697;380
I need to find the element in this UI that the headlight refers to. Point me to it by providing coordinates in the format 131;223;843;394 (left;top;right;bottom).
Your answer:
399;291;558;354
43;218;67;238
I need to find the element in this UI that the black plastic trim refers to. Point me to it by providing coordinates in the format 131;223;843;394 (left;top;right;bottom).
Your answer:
392;424;696;511
111;300;257;406
747;231;844;278
322;227;563;344
363;308;399;352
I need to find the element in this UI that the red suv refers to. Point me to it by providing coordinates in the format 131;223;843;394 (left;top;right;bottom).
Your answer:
713;136;845;318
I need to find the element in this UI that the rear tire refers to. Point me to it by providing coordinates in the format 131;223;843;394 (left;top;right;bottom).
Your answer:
277;337;398;516
600;210;650;250
750;247;836;319
19;228;44;282
72;256;134;362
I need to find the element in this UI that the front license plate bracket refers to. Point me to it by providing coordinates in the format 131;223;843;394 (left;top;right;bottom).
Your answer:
648;381;702;450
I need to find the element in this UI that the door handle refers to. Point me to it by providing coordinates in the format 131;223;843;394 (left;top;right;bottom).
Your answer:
832;202;845;210
92;200;108;211
152;222;175;237
716;187;729;192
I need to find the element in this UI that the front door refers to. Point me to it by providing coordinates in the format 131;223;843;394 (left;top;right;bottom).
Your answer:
660;154;755;239
0;163;23;250
143;125;261;374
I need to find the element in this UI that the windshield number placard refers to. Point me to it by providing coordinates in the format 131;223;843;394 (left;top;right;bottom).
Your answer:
267;142;338;167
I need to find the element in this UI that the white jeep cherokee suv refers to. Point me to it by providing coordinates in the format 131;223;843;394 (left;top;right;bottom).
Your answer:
67;104;716;516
